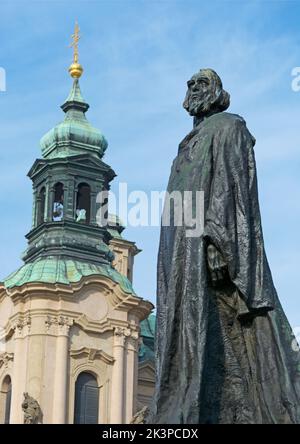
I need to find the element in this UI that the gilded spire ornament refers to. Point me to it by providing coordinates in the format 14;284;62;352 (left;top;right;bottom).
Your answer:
68;21;83;79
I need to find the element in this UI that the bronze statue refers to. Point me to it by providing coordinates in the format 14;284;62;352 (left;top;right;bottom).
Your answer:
151;69;300;423
22;392;43;424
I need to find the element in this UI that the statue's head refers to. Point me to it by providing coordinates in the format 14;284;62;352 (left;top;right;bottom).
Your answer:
183;68;230;118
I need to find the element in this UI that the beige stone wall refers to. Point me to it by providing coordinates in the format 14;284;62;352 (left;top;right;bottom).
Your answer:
0;278;152;424
109;238;140;283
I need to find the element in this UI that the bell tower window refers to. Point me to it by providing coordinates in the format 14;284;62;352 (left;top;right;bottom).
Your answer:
53;182;64;221
76;183;91;224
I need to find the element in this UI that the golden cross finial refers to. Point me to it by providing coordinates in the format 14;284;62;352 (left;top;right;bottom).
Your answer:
70;21;80;64
68;21;83;79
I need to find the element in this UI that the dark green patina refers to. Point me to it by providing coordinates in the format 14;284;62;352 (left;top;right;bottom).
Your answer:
139;313;155;364
40;79;107;159
4;257;134;294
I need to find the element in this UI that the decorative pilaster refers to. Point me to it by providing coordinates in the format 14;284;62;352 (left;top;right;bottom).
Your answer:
32;189;37;228
46;185;55;222
125;328;139;423
110;327;128;423
47;316;73;424
90;190;97;225
110;326;140;424
65;178;75;221
10;316;31;424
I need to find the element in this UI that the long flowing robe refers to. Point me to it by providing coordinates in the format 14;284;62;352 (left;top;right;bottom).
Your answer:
152;111;300;424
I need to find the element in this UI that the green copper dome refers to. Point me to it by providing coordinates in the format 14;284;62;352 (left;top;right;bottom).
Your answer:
4;257;135;294
139;313;156;363
40;79;107;159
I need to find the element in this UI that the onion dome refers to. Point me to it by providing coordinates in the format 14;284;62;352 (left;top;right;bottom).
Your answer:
40;79;107;159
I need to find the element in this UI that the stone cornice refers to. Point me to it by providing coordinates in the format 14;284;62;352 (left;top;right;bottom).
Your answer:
138;361;155;372
109;238;142;256
1;305;151;338
74;313;114;334
70;347;114;365
4;275;154;319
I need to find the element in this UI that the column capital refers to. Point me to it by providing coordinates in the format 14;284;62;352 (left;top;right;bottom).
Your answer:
13;315;31;339
113;326;139;348
45;315;73;336
127;329;139;353
113;327;127;347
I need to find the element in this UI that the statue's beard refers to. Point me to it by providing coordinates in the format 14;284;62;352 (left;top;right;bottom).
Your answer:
184;93;209;117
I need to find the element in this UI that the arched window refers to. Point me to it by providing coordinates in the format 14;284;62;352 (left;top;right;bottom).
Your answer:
76;183;91;224
53;182;64;221
0;376;12;424
37;187;46;225
74;372;99;424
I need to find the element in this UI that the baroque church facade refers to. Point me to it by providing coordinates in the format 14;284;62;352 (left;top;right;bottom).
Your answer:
0;39;155;423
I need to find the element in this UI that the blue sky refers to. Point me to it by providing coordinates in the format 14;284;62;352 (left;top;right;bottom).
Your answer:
0;0;300;326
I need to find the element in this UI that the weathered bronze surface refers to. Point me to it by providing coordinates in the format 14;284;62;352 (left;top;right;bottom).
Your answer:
150;69;300;424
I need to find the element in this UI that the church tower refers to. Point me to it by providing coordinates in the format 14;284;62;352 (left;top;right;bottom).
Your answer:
0;24;153;424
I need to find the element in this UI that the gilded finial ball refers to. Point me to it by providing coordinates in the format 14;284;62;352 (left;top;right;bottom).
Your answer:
68;62;83;79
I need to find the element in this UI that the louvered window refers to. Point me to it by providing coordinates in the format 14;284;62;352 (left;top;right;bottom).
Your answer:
74;372;99;424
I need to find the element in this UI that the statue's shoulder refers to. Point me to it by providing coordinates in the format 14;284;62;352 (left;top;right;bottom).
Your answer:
210;112;256;151
209;112;255;144
209;111;247;129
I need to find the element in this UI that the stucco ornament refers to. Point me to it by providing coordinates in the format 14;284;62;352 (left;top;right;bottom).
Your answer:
22;393;43;424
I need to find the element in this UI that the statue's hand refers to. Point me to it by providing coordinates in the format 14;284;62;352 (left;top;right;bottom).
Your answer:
207;244;228;287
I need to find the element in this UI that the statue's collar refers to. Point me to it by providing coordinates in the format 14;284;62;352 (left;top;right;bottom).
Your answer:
178;112;217;153
193;109;220;128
